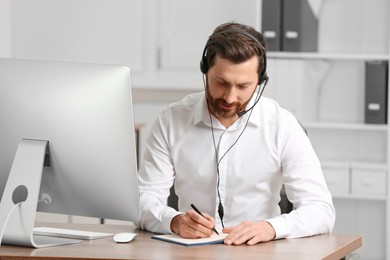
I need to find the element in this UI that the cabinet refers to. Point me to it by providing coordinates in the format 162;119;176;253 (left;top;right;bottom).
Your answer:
12;0;146;78
264;1;389;259
150;0;260;88
9;0;263;90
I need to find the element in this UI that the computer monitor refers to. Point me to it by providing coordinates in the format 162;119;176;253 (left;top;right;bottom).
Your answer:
0;58;140;247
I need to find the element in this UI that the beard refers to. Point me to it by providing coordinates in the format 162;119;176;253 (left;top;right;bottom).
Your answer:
206;86;249;119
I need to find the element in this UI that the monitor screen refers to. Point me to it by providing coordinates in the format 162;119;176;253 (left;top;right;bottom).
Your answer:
0;58;140;247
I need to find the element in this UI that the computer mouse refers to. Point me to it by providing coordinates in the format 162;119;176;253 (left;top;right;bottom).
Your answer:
113;232;137;243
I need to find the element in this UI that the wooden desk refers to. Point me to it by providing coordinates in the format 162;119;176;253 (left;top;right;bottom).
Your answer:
0;223;362;260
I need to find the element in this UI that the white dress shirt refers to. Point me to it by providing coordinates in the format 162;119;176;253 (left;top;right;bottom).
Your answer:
137;92;335;239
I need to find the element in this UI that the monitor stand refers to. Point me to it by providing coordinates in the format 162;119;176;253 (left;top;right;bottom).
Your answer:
0;139;80;248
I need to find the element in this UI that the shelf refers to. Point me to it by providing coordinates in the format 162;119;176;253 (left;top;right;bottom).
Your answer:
268;52;390;61
332;193;387;201
303;122;388;131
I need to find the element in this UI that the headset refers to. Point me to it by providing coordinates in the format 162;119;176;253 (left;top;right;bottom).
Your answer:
200;28;269;227
200;28;269;86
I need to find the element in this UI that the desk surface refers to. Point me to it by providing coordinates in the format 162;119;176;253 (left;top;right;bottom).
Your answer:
0;222;362;260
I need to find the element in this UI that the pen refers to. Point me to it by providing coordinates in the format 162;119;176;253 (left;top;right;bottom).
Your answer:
190;204;219;235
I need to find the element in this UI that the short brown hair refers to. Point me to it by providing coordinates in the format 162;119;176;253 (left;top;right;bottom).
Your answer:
201;22;267;83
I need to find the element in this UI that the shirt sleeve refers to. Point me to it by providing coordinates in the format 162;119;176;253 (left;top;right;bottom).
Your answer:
136;109;182;234
266;117;336;239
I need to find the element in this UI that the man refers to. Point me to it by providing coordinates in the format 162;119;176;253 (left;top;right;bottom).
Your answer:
137;22;335;245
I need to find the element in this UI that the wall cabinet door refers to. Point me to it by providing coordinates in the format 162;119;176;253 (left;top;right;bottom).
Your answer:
153;0;261;89
13;0;146;77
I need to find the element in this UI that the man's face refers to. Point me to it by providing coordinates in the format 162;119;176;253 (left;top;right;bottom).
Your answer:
206;55;259;121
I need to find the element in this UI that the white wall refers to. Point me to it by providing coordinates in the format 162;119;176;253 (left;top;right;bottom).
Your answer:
0;0;13;57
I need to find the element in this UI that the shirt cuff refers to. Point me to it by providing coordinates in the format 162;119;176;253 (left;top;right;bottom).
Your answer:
161;208;183;234
265;215;290;240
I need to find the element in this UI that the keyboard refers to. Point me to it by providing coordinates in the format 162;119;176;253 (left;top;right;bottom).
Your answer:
33;226;114;240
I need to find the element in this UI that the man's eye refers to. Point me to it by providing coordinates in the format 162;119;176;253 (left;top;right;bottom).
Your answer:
238;85;250;89
217;81;228;87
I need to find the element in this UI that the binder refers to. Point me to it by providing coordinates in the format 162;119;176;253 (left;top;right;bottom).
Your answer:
282;0;318;52
365;61;388;124
261;0;282;51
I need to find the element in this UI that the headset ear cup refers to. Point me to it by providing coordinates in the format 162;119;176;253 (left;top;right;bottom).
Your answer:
260;72;269;85
259;52;268;84
200;56;208;74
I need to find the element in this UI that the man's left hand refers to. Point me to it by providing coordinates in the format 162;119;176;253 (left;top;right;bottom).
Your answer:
223;221;276;245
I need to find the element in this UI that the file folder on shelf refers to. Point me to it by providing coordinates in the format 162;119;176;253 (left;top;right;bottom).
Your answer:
282;0;318;52
261;0;282;51
365;60;388;124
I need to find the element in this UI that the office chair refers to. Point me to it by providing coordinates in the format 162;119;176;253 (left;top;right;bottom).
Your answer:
167;184;292;213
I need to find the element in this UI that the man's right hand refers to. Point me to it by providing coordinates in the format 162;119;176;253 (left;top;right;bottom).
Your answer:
170;210;216;238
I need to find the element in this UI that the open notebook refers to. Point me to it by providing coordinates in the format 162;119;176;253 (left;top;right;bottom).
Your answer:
152;231;228;246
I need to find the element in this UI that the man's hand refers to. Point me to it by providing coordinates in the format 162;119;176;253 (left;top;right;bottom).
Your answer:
170;210;216;238
223;221;276;245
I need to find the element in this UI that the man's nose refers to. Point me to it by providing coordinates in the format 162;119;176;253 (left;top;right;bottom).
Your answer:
224;87;237;104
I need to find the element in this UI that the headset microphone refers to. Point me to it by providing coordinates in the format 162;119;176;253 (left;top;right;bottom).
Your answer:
236;78;268;117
